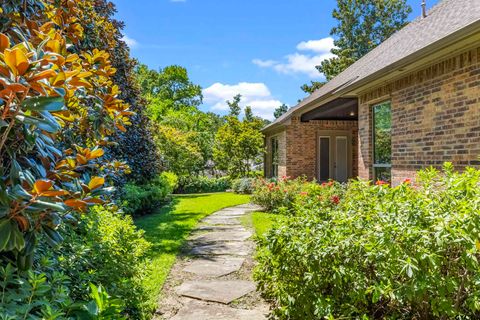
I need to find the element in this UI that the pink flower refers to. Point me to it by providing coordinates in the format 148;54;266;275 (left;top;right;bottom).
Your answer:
299;192;308;196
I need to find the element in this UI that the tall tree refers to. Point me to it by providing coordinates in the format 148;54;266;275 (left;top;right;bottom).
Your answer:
304;0;411;89
214;97;264;178
274;104;289;119
227;94;242;118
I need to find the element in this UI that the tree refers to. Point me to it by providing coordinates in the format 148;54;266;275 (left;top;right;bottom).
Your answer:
301;81;325;94
311;0;412;82
214;97;264;178
135;64;223;176
227;94;242;118
274;104;289;119
77;1;161;183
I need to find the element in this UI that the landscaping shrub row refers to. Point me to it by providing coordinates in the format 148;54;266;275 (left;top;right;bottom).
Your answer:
253;164;480;319
121;172;179;216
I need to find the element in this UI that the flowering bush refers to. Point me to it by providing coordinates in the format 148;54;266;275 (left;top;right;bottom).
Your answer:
251;176;307;213
255;164;480;319
232;177;255;194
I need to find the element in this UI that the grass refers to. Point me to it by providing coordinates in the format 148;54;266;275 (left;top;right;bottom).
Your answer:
240;211;284;238
135;192;251;307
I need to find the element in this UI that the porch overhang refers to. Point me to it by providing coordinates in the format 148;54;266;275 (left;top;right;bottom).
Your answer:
300;98;358;122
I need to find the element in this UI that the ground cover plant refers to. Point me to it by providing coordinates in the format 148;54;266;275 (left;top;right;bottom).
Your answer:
176;176;231;194
254;164;480;319
135;192;250;308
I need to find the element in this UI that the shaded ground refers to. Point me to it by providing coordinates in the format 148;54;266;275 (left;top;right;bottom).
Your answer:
155;204;269;320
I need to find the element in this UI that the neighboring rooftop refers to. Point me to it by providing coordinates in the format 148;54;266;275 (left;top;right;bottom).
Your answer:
264;0;480;131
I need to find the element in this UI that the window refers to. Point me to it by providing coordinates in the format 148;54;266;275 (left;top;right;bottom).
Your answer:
271;137;279;178
372;102;392;182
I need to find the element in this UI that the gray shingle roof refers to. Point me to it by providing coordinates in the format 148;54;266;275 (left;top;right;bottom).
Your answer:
264;0;480;131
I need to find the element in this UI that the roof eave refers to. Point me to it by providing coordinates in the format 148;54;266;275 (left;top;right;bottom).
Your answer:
262;19;480;134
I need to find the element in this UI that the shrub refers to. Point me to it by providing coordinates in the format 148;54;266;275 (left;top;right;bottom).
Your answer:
232;177;255;194
251;176;307;213
176;176;231;194
255;164;480;319
121;172;178;216
42;206;152;319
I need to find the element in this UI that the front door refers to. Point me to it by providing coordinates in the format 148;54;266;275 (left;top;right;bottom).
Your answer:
318;131;351;183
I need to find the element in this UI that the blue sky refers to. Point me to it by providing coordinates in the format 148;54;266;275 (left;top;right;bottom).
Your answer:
114;0;439;120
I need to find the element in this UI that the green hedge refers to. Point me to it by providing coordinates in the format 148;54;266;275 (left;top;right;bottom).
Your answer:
121;172;178;216
176;176;230;194
255;164;480;319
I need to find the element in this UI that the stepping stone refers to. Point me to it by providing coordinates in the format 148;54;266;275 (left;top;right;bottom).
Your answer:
176;280;256;304
189;241;250;256
183;257;245;277
202;218;241;225
196;225;247;232
191;231;252;242
171;300;266;320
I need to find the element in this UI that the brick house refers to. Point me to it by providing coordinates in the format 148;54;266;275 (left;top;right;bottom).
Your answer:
262;0;480;186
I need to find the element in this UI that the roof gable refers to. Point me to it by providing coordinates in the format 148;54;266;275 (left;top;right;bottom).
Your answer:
265;0;480;131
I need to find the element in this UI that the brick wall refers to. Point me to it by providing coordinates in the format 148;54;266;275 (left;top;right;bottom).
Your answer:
359;46;480;185
265;119;358;180
264;130;286;178
284;118;358;180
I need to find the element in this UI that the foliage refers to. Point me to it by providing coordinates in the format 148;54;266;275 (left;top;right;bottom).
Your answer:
300;81;325;95
0;0;134;272
77;1;161;183
213;95;265;178
40;206;152;319
255;164;480;319
136;64;223;177
251;176;308;213
240;211;284;239
136;64;202;114
308;0;411;83
176;176;231;194
121;172;178;216
273;104;289;119
232;177;255;194
135;192;251;313
69;284;126;320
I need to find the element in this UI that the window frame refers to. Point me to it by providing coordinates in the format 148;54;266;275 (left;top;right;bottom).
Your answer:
371;101;392;182
271;136;279;178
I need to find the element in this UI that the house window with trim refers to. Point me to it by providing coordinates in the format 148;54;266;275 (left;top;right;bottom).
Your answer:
372;102;392;182
271;137;279;178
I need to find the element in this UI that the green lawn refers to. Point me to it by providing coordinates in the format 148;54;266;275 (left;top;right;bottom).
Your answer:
240;211;284;238
135;192;251;306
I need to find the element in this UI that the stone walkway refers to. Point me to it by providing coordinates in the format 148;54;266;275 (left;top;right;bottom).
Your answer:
156;204;269;320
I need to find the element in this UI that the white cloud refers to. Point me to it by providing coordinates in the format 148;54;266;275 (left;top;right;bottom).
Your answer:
253;36;336;79
203;82;285;120
252;59;277;68
121;35;138;48
296;37;335;53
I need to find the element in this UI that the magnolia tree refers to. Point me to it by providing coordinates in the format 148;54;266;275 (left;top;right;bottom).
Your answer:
0;0;131;270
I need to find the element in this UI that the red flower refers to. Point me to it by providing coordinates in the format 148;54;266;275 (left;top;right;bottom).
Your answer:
403;178;412;185
299;191;308;196
330;195;340;205
376;180;388;186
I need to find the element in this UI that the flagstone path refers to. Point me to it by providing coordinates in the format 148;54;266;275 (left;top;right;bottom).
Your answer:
155;204;269;320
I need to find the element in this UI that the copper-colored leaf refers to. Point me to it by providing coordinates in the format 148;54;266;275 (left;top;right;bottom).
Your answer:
41;190;69;197
4;48;29;76
0;33;10;52
64;199;87;210
89;148;104;159
88;176;104;191
33;180;53;194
